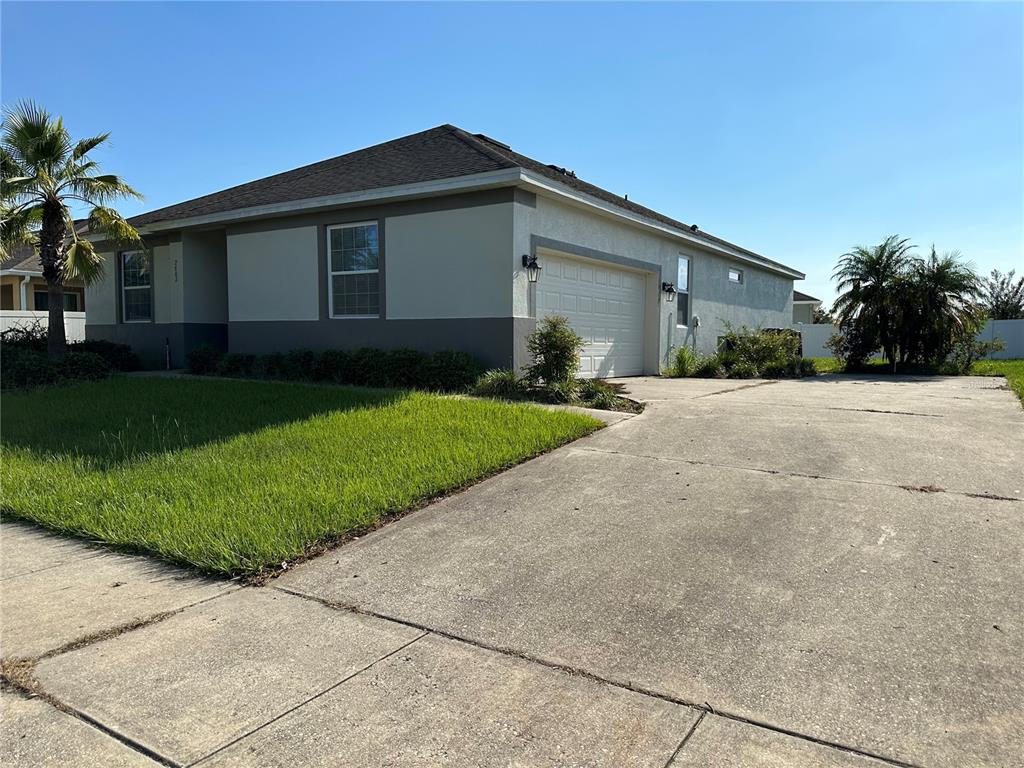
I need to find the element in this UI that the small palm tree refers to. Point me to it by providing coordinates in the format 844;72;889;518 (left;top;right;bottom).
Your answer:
905;247;980;363
832;234;915;366
1;101;143;357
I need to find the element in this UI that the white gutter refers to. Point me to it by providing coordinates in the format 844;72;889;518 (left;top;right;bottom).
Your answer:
19;275;31;309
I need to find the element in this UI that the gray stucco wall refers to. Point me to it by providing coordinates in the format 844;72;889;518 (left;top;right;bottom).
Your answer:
514;195;795;367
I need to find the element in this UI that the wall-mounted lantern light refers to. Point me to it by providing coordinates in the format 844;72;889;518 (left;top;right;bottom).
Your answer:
522;254;542;283
661;282;677;302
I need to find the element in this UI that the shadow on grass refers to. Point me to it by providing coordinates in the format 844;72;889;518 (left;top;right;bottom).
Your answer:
1;376;406;468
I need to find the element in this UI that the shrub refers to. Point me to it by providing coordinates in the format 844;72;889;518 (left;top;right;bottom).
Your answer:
473;369;528;400
826;321;880;371
730;361;760;379
314;349;352;383
215;353;256;378
58;351;112;382
422;349;481;392
279;349;317;381
71;340;140;372
666;346;700;378
379;348;429;389
526;316;583;386
576;378;620;410
1;347;58;389
694;354;726;379
186;344;223;375
541;378;579;404
720;325;801;376
0;323;47;352
798;358;818;377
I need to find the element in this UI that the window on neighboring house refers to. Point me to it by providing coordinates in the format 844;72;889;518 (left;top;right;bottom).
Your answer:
728;268;744;284
31;290;77;311
121;250;152;322
328;221;379;317
676;256;690;326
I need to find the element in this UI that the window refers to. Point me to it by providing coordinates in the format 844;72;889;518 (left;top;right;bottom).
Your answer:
121;250;152;322
34;291;81;312
676;256;690;326
728;268;744;284
328;222;379;317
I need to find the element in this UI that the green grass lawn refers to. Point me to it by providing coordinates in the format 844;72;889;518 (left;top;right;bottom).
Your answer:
807;357;1024;405
1;377;602;576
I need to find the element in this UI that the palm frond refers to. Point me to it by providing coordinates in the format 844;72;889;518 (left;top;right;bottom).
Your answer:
63;174;143;204
63;237;105;284
71;132;110;161
87;205;143;249
0;203;42;259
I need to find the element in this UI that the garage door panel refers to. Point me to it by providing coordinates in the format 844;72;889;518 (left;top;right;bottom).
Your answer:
539;253;646;378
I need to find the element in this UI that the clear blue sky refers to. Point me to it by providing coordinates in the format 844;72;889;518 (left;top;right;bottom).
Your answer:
3;1;1021;304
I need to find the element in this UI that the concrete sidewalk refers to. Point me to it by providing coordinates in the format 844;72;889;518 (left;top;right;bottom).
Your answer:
2;374;1022;767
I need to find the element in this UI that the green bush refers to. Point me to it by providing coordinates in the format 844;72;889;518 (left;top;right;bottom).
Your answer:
1;347;111;390
526;315;583;385
186;344;223;375
576;378;620;410
423;350;480;392
280;350;317;381
215;353;256;378
58;351;112;382
694;355;726;378
71;340;140;372
0;323;48;352
666;346;699;377
1;347;58;389
314;349;352;383
473;369;528;400
730;361;760;379
799;358;818;377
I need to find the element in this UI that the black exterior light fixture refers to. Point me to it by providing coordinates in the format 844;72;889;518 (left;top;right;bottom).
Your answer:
522;254;542;283
661;281;677;302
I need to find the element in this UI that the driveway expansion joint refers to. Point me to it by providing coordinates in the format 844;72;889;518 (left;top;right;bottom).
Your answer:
662;710;706;767
270;585;923;768
187;630;428;767
692;380;780;398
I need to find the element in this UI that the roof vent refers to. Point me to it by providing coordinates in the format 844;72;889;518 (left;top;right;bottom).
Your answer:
546;164;577;178
474;133;511;151
690;224;699;232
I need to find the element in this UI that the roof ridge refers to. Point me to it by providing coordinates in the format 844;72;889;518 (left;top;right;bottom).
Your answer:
444;126;520;170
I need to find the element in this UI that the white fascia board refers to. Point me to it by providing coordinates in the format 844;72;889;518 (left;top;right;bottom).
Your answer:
0;269;42;277
517;169;806;280
125;167;524;235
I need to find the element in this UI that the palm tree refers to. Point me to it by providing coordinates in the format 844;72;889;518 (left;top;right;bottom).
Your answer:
832;235;915;367
980;269;1024;320
1;101;142;357
905;247;980;363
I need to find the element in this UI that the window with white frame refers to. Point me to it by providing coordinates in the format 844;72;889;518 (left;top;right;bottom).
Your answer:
121;250;152;322
728;267;744;284
676;255;690;326
328;222;379;317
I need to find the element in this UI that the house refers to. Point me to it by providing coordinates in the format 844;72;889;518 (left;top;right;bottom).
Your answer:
792;290;822;324
85;125;806;375
1;244;88;341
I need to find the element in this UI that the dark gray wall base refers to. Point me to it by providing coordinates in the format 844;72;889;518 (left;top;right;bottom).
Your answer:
87;323;227;369
228;318;522;371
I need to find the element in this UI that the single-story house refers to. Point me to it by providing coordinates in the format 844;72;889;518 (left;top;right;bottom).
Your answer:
792;290;822;324
86;124;806;375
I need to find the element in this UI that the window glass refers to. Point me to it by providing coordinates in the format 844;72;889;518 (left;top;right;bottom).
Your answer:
729;268;743;284
328;223;380;317
676;256;690;326
121;250;152;322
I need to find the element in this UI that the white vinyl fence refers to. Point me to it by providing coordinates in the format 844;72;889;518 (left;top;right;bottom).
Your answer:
794;318;1024;360
0;310;86;342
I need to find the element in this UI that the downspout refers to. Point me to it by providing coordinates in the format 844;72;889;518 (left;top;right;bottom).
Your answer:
19;275;30;310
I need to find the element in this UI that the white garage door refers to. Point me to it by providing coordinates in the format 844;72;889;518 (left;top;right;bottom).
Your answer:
538;253;646;378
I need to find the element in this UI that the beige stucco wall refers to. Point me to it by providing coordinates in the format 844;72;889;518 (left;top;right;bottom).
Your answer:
385;203;514;319
152;241;184;324
226;226;318;322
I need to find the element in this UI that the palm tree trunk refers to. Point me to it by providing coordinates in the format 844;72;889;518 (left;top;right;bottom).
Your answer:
40;200;68;359
46;282;67;356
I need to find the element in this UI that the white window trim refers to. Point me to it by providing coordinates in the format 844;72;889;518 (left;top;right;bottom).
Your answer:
120;250;152;323
676;255;691;328
327;221;380;319
728;267;744;284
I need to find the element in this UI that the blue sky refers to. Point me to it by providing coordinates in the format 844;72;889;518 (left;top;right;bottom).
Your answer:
3;1;1021;304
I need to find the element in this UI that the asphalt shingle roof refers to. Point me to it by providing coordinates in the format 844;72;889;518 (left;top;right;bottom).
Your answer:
129;124;799;275
793;290;820;302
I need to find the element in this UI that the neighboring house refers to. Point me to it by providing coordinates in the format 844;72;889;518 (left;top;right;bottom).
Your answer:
792;290;822;324
1;242;88;341
86;125;806;375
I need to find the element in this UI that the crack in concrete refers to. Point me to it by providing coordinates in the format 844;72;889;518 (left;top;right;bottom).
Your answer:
188;631;428;766
717;400;945;418
575;446;1022;502
271;585;923;768
662;710;705;767
693;380;780;399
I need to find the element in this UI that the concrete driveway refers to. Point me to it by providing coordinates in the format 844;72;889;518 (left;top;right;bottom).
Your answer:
4;375;1022;767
